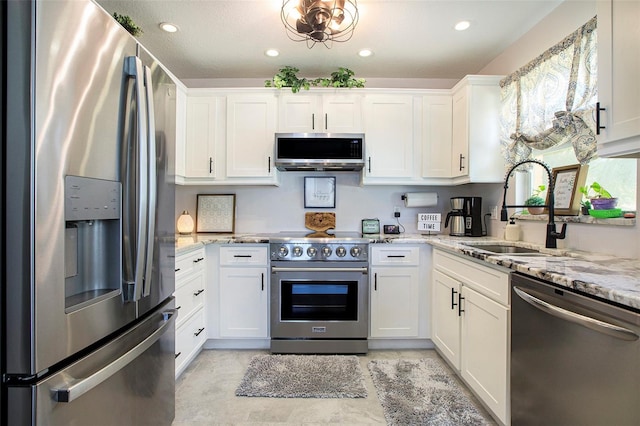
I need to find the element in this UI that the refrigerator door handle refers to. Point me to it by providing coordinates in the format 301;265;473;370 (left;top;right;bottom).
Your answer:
142;65;157;297
122;56;149;302
51;309;177;403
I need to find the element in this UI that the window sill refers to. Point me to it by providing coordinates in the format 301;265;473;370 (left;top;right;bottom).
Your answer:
513;213;636;227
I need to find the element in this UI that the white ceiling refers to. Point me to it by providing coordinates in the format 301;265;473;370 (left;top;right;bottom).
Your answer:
96;0;563;83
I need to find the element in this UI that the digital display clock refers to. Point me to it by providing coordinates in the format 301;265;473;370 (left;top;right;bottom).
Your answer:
361;218;380;234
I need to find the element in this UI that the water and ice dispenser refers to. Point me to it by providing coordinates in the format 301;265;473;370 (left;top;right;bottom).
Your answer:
64;176;121;312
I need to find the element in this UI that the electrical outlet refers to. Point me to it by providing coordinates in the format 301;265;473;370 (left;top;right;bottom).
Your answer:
394;206;401;218
490;206;498;219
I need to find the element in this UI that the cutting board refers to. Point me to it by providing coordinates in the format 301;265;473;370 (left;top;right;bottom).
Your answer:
305;212;336;232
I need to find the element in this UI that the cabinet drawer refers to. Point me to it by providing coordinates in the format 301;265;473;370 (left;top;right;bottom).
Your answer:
175;270;205;327
434;249;510;305
370;246;420;266
175;247;205;280
219;245;268;266
175;308;206;377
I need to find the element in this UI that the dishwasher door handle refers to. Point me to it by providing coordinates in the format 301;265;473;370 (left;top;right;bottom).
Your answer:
513;286;639;341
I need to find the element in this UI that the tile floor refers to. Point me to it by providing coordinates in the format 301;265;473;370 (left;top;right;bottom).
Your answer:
174;349;495;425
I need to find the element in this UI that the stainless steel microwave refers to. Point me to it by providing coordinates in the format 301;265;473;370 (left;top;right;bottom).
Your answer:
274;133;365;171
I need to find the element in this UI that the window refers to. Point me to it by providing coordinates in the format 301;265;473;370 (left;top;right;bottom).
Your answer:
531;145;636;212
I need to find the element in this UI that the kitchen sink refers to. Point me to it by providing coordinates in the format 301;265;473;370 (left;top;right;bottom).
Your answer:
463;244;542;255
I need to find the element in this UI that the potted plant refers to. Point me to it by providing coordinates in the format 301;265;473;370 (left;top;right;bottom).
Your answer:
525;185;546;214
579;182;617;210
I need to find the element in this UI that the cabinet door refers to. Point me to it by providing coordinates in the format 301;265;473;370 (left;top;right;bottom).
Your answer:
461;285;509;425
219;267;268;338
226;94;277;177
322;94;363;132
363;95;414;179
370;266;419;337
597;0;640;157
431;269;461;369
185;96;220;178
278;94;320;133
450;89;469;178
422;94;453;178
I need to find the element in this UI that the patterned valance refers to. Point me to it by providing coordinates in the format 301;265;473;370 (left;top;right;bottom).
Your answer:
500;16;597;168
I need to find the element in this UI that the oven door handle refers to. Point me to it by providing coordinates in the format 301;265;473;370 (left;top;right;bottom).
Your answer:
271;266;368;274
514;286;639;341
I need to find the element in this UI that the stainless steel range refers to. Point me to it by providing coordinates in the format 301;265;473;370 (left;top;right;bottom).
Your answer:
270;232;369;354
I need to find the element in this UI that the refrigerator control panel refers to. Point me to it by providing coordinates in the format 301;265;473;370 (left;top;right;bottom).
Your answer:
65;175;121;221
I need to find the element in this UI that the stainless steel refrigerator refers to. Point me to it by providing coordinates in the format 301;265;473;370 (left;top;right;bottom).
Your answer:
2;0;177;424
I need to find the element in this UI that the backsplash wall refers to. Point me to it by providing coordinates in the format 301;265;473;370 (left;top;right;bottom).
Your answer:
174;172;504;235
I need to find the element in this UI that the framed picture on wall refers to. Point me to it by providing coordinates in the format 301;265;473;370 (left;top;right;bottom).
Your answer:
304;177;336;208
545;164;588;216
196;194;236;232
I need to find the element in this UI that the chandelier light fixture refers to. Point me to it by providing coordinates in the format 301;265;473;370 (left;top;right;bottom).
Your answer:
281;0;359;48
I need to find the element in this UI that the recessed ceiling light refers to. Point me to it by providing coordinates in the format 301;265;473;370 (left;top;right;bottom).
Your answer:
159;22;179;33
265;49;280;57
454;21;471;31
358;49;373;58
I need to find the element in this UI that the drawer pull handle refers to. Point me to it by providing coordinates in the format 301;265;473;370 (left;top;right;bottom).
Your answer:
233;255;252;258
176;305;182;310
175;268;181;272
193;257;204;263
596;102;606;135
194;327;205;337
175;352;181;359
193;289;204;297
387;255;406;258
458;294;465;316
451;288;458;310
261;273;264;291
374;273;377;291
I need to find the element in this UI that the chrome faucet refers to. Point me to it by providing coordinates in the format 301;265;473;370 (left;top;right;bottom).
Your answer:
500;159;567;248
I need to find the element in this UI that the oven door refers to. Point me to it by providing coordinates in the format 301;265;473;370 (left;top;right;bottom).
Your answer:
270;262;368;340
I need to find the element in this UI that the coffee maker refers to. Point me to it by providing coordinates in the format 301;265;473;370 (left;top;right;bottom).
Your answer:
463;196;483;237
445;197;483;237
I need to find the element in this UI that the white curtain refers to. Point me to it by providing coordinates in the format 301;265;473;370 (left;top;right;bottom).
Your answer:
500;17;598;168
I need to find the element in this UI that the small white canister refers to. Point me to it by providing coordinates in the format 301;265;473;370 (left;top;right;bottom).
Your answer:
505;218;521;242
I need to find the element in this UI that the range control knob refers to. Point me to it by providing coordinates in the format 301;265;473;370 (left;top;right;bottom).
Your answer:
350;246;362;258
336;246;347;257
292;246;303;257
278;246;289;258
321;246;332;257
307;247;317;257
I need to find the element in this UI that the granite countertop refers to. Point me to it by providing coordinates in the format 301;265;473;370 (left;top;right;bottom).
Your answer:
174;233;640;311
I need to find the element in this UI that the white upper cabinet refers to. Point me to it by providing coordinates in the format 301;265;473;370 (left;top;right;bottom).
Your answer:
277;92;362;133
183;95;222;180
597;0;640;157
452;75;504;183
421;94;453;179
226;94;278;182
362;94;415;182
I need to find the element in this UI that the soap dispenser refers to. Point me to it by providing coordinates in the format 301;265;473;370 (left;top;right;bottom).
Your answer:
505;218;520;242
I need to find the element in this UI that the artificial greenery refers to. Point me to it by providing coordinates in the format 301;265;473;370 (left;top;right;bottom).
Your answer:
265;66;365;93
113;13;143;37
525;184;546;206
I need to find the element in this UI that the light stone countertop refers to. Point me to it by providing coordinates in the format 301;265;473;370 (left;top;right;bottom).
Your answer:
174;233;640;311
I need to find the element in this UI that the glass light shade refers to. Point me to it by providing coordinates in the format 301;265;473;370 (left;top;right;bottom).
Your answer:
176;210;194;234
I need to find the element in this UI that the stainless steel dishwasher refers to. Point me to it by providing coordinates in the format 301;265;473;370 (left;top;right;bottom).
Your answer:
511;272;640;425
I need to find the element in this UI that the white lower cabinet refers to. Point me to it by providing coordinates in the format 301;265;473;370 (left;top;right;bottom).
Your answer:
431;249;510;425
174;246;207;378
369;246;421;338
218;245;269;338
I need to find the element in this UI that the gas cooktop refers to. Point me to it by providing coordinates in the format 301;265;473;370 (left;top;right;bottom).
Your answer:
269;232;369;261
270;231;369;243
